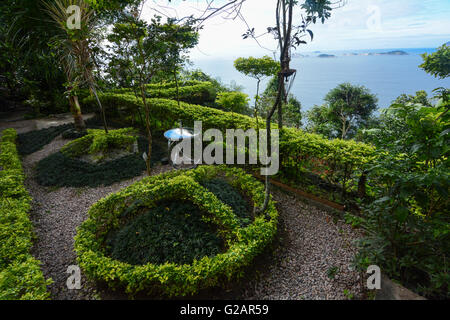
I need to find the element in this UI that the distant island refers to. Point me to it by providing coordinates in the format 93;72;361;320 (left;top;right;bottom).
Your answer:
378;50;408;55
291;53;310;58
300;50;411;59
342;50;409;56
317;54;336;58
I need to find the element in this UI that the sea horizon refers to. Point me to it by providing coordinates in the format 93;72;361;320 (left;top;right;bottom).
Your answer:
191;46;450;111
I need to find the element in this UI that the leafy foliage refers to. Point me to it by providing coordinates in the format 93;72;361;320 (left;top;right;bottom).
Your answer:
260;76;303;128
420;44;450;79
215;91;251;115
354;100;449;299
392;90;433;107
107;200;224;266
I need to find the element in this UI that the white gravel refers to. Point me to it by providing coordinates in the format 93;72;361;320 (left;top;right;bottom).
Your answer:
241;189;365;300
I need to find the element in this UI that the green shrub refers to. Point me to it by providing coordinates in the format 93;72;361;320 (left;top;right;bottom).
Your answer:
0;129;22;170
0;129;29;200
0;257;52;300
74;165;278;297
0;129;51;300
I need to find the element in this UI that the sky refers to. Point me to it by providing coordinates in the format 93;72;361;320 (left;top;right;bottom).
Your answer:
141;0;450;60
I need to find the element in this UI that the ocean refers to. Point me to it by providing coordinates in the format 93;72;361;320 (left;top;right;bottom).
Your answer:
191;48;450;111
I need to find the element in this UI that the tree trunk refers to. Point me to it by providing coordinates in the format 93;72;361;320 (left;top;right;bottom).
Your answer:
255;79;261;128
141;85;152;176
90;85;108;134
69;95;86;132
358;171;367;199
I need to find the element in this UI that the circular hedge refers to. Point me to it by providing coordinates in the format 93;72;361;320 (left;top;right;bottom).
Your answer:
74;165;278;297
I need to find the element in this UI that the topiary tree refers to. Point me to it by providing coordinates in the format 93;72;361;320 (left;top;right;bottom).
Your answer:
234;56;280;127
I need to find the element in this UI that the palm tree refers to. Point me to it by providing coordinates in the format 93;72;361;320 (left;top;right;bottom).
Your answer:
43;0;108;132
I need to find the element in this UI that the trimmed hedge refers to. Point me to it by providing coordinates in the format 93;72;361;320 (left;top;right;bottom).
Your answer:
74;165;278;297
112;80;206;93
0;129;52;300
61;128;138;158
83;92;376;203
111;81;217;106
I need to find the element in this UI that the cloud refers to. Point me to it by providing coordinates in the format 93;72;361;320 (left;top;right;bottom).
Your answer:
141;0;450;60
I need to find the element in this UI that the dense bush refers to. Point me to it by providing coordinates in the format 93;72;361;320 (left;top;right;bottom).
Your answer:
74;165;278;297
83;92;376;203
0;129;51;300
353;102;449;299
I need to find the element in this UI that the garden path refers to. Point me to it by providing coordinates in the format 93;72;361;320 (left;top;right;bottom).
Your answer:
1;116;366;300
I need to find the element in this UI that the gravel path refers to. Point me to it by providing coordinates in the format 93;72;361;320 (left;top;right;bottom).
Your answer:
5;117;366;300
22;135;172;300
240;189;365;300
